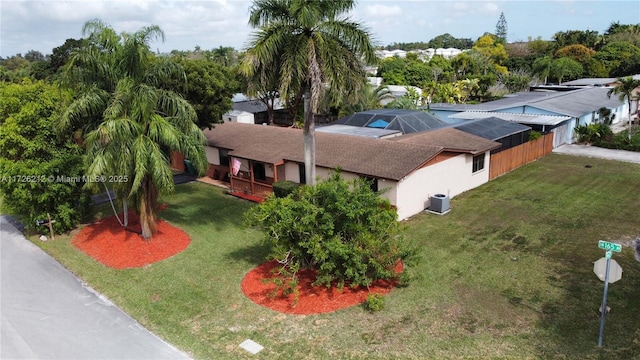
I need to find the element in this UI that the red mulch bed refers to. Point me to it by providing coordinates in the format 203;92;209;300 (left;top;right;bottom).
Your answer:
241;260;402;315
72;209;190;269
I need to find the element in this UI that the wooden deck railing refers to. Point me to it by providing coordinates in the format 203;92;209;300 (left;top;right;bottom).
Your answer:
230;176;273;198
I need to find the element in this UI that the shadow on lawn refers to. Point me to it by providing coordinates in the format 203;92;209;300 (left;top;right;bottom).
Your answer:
226;241;271;266
532;248;640;359
160;182;255;232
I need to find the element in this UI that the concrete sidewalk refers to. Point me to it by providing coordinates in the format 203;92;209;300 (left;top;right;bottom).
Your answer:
553;144;640;164
0;216;192;360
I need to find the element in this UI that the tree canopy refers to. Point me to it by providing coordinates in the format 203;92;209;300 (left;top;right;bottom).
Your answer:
59;19;208;239
0;80;90;232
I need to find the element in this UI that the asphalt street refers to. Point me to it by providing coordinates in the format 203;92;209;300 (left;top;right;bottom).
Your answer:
0;216;192;360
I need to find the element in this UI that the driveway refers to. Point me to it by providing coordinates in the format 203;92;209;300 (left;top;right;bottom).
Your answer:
0;216;192;360
553;144;640;164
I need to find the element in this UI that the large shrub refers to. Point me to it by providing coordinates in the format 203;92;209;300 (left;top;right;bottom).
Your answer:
0;80;91;232
246;172;412;288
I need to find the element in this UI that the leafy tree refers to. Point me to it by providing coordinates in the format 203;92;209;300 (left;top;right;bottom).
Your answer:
555;44;595;64
473;35;508;65
495;12;508;44
427;33;474;49
245;171;412;289
527;37;554;56
49;38;86;76
244;0;377;185
594;41;640;77
377;56;408;84
0;80;90;233
165;57;235;129
451;52;480;78
59;19;208;239
607;76;640;141
0;55;29;74
553;29;602;50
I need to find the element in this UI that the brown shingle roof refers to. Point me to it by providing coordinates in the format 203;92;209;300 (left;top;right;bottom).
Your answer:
392;128;501;154
203;123;497;180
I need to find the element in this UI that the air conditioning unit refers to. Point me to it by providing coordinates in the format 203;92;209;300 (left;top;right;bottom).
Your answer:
430;194;450;214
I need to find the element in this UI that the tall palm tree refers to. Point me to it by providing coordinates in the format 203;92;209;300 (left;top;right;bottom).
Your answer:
59;19;207;239
608;76;640;141
244;0;377;184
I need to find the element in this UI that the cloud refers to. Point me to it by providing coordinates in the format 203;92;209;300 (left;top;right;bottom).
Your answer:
365;4;402;17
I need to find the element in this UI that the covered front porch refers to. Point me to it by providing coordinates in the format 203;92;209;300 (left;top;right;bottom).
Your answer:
226;157;285;202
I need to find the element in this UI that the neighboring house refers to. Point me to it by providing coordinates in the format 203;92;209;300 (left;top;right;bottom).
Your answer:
222;93;287;125
449;112;570;148
428;87;626;147
375;48;463;60
202;122;500;220
449;117;532;153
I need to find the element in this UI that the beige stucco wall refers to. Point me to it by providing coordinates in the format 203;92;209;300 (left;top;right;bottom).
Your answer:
264;164;275;178
284;162;301;183
208;146;490;221
395;152;491;220
205;147;219;165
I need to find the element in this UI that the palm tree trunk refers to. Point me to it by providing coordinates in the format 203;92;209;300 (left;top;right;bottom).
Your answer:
139;176;158;239
123;198;129;227
303;87;316;185
628;100;633;141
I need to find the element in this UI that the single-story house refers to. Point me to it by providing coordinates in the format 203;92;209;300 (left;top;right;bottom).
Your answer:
203;122;500;220
427;87;626;146
449;117;532;153
223;93;287;125
449;112;570;148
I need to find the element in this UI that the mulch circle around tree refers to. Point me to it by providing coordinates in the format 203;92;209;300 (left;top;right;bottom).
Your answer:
241;260;403;315
72;207;190;269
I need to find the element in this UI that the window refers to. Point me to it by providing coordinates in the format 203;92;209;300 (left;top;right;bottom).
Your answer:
472;154;485;173
298;164;306;184
363;176;378;192
219;149;229;167
253;162;266;181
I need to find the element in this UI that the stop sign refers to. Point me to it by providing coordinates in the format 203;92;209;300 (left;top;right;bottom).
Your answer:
593;258;623;283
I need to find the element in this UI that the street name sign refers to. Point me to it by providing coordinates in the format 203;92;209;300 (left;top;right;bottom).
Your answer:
598;241;621;253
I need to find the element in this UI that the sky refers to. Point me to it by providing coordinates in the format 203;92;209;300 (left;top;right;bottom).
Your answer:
1;0;639;58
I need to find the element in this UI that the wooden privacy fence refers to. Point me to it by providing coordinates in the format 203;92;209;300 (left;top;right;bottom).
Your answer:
489;133;554;180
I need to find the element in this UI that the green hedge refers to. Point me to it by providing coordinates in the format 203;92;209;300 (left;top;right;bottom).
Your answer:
272;180;300;198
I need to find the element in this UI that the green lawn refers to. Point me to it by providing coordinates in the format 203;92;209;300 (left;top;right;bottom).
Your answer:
30;154;640;359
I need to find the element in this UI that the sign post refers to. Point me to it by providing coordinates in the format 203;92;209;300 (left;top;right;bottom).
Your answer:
594;241;622;347
597;251;611;347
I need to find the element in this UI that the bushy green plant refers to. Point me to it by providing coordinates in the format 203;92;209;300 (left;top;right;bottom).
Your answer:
528;130;542;141
0;80;91;233
246;171;411;289
364;293;386;312
272;180;299;198
574;123;612;144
